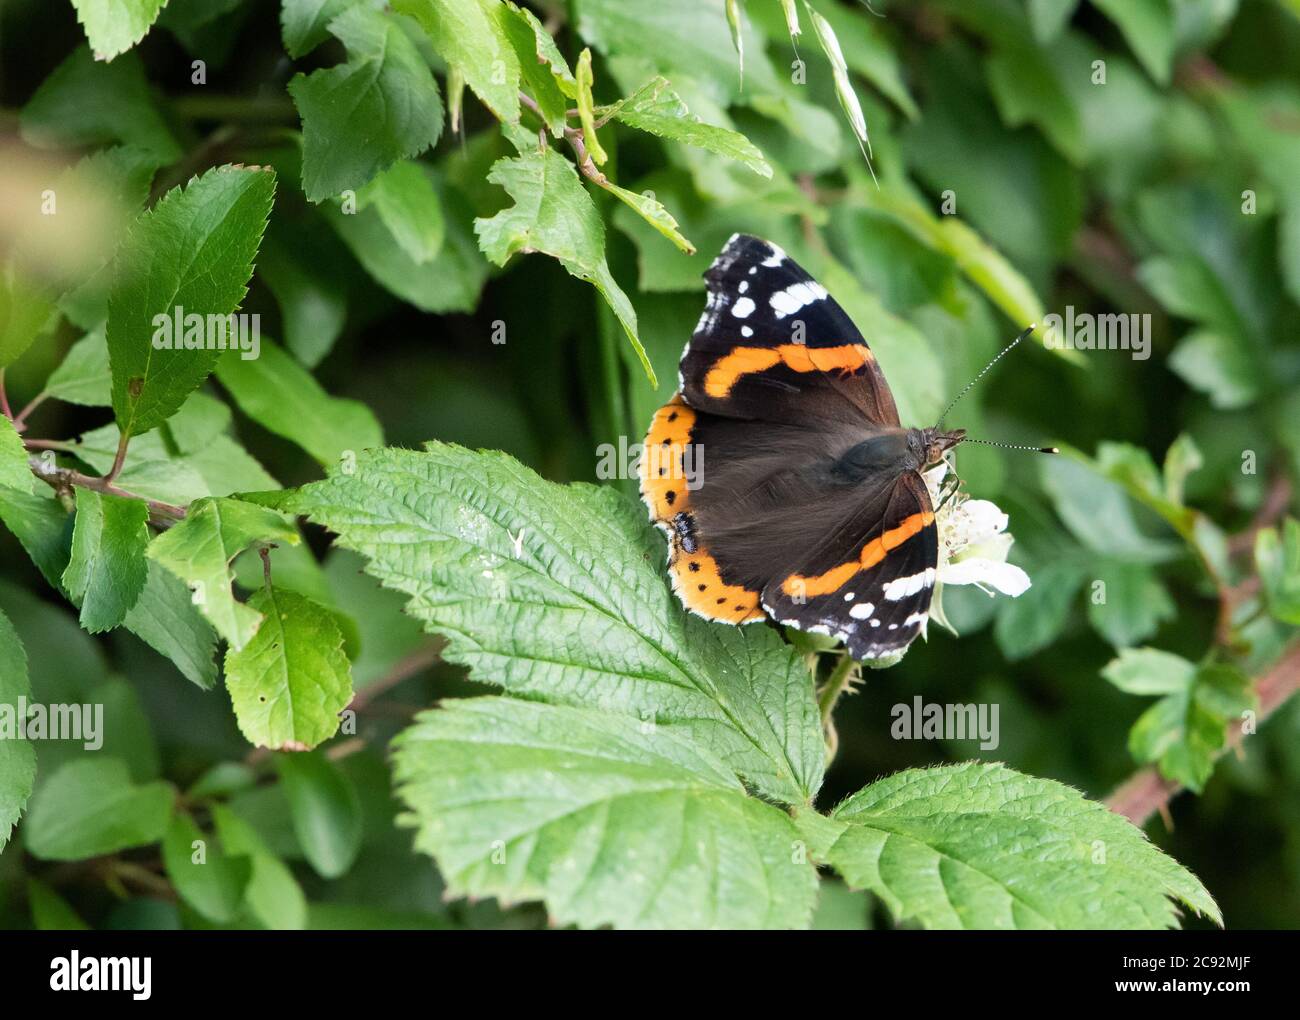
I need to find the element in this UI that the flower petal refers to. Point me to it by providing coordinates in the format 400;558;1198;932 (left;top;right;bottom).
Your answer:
940;557;1032;596
959;499;1009;545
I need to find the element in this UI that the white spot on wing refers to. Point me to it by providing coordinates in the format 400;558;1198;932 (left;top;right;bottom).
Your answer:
848;602;874;620
732;296;756;318
770;281;828;319
882;568;936;601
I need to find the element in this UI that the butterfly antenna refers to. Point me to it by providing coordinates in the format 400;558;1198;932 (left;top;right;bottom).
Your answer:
936;324;1036;429
962;437;1059;455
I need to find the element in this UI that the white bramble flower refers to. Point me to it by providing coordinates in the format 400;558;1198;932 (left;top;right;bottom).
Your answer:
923;458;1031;635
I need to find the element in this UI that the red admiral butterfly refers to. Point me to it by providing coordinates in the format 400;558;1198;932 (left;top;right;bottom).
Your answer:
640;234;1040;661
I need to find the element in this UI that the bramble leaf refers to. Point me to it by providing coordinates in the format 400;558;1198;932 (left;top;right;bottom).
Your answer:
393;697;818;929
804;762;1219;929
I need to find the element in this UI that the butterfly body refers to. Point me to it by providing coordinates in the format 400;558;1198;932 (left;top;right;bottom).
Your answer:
641;234;963;661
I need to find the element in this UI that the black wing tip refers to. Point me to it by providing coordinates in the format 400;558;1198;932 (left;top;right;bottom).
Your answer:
705;234;787;282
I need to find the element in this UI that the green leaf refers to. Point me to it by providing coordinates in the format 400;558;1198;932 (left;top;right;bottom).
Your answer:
215;338;383;469
24;758;173;861
253;444;825;805
393;697;818;929
986;38;1085;165
475;148;655;386
19;47;179;160
1168;330;1260;409
27;878;90;931
107;164;275;440
994;559;1087;660
0;488;72;591
123;560;219;689
280;0;352;58
289;6;444;202
162;811;252;923
1256;518;1300;625
1127;663;1253;792
0;416;29;492
807;762;1218;929
862;189;1055;351
223;587;353;749
574;0;775;106
275;751;363;878
601;181;695;254
500;1;572;135
1102;647;1196;696
599;76;771;178
1091;0;1175;84
42;327;112;407
1029;0;1079;41
395;0;521;122
70;0;168;60
1162;433;1202;506
0;264;55;370
62;488;149;633
357;160;445;265
1040;453;1177;561
148;497;299;651
256;226;348;368
328;178;488;313
211;803;308;929
0;607;37;853
1086;561;1175;649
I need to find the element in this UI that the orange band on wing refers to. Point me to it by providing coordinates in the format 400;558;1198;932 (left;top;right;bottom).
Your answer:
703;344;872;398
781;510;934;597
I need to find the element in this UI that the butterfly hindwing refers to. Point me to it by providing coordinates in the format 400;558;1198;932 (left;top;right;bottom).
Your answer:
640;395;765;625
681;234;902;427
760;472;938;660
